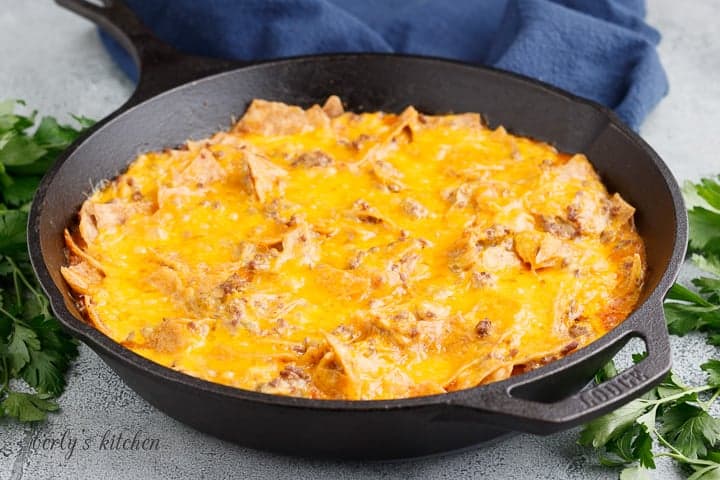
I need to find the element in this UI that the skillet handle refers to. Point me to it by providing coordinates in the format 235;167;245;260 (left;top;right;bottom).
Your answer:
55;0;242;104
449;301;672;434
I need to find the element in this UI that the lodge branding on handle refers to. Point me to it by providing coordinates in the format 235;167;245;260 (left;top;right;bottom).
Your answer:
579;369;649;408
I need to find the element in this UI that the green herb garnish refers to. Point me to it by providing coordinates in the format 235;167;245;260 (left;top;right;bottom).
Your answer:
0;100;93;422
685;176;720;276
581;176;720;479
580;359;720;479
663;176;720;344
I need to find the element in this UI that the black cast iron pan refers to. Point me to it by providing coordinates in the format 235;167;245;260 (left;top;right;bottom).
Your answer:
29;0;687;460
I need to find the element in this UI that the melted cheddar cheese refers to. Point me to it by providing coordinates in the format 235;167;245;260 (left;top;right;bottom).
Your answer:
61;96;645;400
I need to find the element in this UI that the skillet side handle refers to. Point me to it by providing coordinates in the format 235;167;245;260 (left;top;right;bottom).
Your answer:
55;0;242;104
450;302;672;434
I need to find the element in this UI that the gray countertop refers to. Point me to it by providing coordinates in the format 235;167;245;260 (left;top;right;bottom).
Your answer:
1;1;718;478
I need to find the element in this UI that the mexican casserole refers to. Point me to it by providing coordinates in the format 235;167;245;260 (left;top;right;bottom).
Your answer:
61;96;645;400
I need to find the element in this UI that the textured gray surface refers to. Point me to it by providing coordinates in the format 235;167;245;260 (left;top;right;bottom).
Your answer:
0;0;718;479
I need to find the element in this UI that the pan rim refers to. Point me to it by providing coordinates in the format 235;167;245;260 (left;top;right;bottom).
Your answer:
27;52;688;412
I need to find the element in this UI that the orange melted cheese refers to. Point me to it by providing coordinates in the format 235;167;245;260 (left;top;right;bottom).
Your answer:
61;96;645;400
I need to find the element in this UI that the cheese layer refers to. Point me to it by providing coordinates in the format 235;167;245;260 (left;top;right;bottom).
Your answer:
61;97;645;400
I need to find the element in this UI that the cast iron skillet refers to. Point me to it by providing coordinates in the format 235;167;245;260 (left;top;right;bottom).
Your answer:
29;0;687;460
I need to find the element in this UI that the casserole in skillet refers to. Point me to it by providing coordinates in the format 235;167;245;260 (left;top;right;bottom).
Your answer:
29;0;685;458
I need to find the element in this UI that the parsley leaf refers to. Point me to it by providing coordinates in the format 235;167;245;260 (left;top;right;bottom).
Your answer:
579;399;653;448
6;322;39;374
685;177;720;276
33;116;83;147
597;422;656;469
689;207;720;251
660;403;720;459
695;278;720;301
696;177;720;210
702;360;720;388
0;100;90;425
1;391;59;422
0;135;47;167
0;210;28;254
693;241;720;278
2;176;40;207
664;279;720;341
619;466;651;480
21;348;69;396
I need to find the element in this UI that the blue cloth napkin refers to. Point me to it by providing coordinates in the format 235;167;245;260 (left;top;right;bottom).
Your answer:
100;0;668;130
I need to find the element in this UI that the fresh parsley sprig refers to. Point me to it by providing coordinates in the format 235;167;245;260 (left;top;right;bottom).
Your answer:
582;176;720;479
0;100;93;423
665;280;720;343
663;176;720;344
684;176;720;277
580;359;720;479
